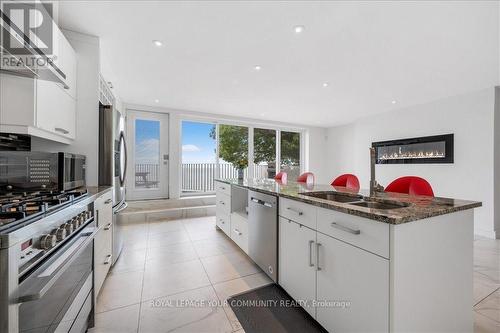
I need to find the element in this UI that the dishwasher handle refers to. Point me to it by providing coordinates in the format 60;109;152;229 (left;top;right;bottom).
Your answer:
250;197;273;208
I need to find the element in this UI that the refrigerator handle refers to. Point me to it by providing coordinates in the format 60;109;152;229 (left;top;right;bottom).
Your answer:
120;131;128;186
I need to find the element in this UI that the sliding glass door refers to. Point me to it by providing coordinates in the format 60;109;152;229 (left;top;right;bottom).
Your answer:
179;120;301;196
254;128;276;179
218;124;249;180
280;131;301;181
181;121;217;195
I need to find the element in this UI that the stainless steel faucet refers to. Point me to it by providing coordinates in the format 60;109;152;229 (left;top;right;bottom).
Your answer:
370;147;384;196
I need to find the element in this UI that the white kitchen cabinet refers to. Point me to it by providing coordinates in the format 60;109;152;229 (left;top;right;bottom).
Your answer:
94;191;113;296
279;217;317;318
216;213;230;236
36;79;76;139
316;232;389;333
230;212;249;254
0;27;77;143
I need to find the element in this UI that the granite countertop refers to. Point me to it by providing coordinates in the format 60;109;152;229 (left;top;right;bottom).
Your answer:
216;178;482;224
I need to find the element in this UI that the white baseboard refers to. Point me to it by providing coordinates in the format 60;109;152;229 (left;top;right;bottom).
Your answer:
474;229;497;239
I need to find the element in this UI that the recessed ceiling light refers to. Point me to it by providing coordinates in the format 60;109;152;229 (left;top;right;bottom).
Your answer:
152;40;163;47
391;100;397;104
294;25;305;34
322;82;329;87
254;65;262;71
154;99;160;103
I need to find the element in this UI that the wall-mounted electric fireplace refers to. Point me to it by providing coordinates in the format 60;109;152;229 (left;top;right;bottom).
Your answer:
372;134;454;164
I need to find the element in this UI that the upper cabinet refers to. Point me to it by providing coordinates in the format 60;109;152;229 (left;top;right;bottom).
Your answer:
0;7;77;144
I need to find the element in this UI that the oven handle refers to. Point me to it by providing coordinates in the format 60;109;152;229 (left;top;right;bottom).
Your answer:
15;226;99;304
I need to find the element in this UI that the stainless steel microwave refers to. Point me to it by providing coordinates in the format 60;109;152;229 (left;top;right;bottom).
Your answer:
0;152;86;193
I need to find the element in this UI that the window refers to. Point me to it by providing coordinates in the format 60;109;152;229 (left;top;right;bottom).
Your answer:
218;124;249;179
280;131;301;180
135;119;160;189
254;128;276;178
181;121;216;194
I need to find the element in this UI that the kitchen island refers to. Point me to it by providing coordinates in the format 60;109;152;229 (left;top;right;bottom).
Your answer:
215;178;481;333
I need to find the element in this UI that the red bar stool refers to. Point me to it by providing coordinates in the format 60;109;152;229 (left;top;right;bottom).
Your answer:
274;172;287;182
385;176;434;197
331;174;360;191
297;172;315;184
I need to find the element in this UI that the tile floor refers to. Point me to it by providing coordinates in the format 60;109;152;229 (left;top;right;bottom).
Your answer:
90;215;500;333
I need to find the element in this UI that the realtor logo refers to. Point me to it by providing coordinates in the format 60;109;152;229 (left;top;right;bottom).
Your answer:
1;1;53;55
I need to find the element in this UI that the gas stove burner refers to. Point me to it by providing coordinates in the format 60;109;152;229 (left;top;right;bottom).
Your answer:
0;188;89;232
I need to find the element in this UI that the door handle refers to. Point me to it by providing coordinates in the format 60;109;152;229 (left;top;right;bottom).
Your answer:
251;197;273;208
286;207;303;216
309;240;315;267
316;242;322;271
104;199;112;204
331;222;361;235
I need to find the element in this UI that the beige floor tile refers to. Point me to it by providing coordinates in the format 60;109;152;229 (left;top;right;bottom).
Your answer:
474;271;500;305
111;248;147;274
200;251;261;284
142;259;211;301
145;242;198;267
148;219;185;234
475;289;500;323
474;248;500;274
212;272;272;331
147;229;191;248
192;236;240;258
139;286;232;333
474;311;500;333
89;303;140;333
96;270;144;313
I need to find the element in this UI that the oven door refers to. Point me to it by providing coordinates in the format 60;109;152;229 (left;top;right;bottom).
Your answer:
17;224;97;333
59;153;86;191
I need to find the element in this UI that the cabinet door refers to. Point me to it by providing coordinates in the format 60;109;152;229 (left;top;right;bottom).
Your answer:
36;80;76;139
94;192;113;296
279;217;317;318
58;30;77;99
316;232;389;333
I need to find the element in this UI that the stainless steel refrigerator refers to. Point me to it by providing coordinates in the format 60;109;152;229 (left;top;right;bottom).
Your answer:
99;103;127;265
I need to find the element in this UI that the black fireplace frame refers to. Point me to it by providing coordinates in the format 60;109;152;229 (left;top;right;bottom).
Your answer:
372;134;454;164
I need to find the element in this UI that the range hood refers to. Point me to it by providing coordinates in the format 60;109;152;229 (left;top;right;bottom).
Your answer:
0;9;68;89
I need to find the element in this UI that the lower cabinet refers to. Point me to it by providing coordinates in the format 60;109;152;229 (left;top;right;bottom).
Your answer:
279;217;317;317
94;191;113;296
279;209;390;332
316;232;389;333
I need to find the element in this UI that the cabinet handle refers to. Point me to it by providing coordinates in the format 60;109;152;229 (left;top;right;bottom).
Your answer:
316;243;322;271
286;207;303;216
220;186;226;190
219;218;225;224
234;228;242;236
219;201;225;205
331;222;361;235
104;199;112;204
104;223;112;231
309;240;315;267
104;254;112;265
54;127;69;134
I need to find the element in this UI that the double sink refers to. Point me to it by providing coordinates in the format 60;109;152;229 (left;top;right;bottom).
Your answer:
300;191;410;210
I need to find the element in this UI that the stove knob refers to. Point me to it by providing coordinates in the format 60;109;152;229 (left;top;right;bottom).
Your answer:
52;227;66;241
63;222;73;235
79;212;86;223
71;217;80;229
39;234;56;250
86;211;92;219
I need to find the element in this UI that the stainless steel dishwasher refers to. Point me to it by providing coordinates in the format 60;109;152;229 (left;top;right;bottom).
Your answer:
248;190;278;282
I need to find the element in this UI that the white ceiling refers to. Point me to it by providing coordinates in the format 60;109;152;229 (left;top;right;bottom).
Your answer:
59;1;499;127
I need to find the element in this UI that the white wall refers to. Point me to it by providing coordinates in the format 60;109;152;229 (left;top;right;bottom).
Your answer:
32;31;101;186
326;88;496;238
124;104;328;199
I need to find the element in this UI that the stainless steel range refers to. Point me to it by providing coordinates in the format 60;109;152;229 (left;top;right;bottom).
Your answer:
0;188;98;333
